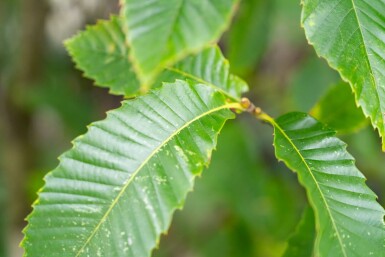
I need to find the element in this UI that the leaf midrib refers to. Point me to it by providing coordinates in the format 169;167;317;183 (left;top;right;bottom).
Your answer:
74;101;241;257
268;117;348;257
127;0;185;80
164;0;185;57
349;0;384;130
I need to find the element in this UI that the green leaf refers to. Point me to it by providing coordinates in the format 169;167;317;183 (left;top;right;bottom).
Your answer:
301;0;385;149
227;0;273;77
311;82;367;134
282;206;315;257
22;80;241;257
66;16;247;99
155;46;248;101
262;112;385;257
121;0;239;86
154;120;302;257
65;16;140;97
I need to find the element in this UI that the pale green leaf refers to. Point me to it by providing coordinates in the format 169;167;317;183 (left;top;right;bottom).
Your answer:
311;82;368;134
66;17;247;99
262;112;385;257
301;0;385;149
282;206;315;257
65;16;140;97
22;80;240;257
121;0;239;86
155;46;248;101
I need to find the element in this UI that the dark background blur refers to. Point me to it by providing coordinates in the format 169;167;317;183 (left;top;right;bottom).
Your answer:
1;0;384;256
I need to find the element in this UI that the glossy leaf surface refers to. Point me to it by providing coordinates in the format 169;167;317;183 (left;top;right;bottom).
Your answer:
121;0;239;85
263;112;385;257
65;16;140;97
301;0;385;149
22;81;239;257
155;46;248;101
66;16;247;99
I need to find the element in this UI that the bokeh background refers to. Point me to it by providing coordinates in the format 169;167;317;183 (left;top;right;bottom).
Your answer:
1;0;384;256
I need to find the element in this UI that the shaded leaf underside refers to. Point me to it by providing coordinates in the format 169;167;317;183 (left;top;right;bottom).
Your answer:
282;206;315;257
311;82;367;134
265;112;385;257
227;0;272;76
22;81;239;257
301;0;385;149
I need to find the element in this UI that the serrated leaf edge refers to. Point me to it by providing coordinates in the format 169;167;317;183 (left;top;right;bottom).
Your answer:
300;0;385;150
262;113;348;257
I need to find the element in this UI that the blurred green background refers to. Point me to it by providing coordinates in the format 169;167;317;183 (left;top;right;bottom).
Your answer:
1;0;384;256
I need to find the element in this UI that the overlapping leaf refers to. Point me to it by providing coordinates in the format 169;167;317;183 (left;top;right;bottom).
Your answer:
301;0;385;149
155;46;248;101
22;80;241;257
121;0;239;85
66;17;247;100
262;112;385;256
65;16;140;96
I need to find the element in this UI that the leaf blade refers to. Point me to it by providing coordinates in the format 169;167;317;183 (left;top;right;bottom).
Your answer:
263;112;385;257
65;16;140;97
22;81;239;257
121;0;239;85
155;46;248;101
301;0;385;149
66;17;247;99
